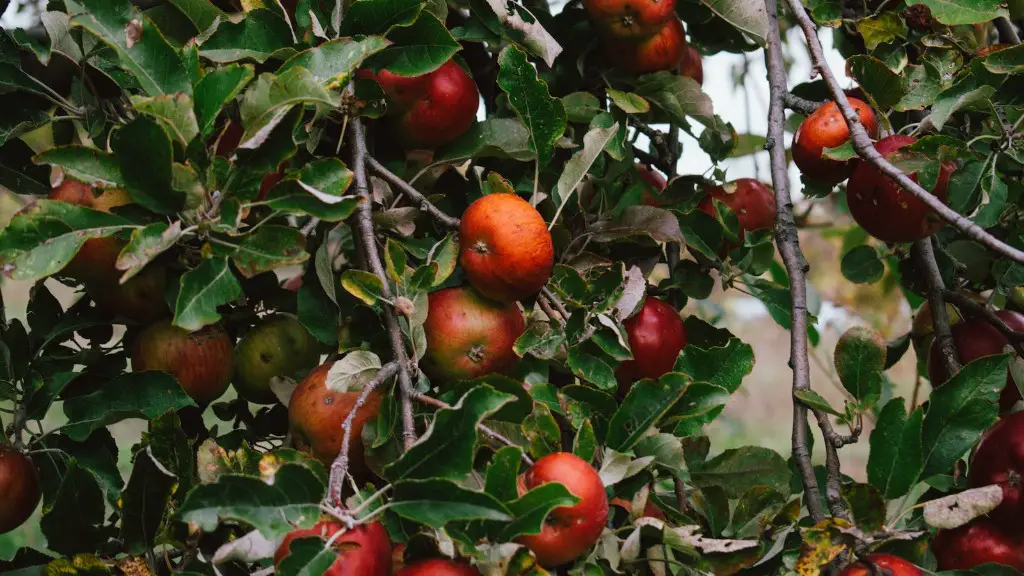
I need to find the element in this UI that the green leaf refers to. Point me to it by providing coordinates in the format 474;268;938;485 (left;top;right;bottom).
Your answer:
573;419;597;463
197;9;293;63
700;0;768;45
730;486;786;538
121;413;186;554
445;374;533;423
606;89;649;114
514;321;566;360
427;233;458;287
0;200;134;282
916;0;1008;25
485;445;524;502
38;460;106;555
666;382;731;437
280;36;391;88
921;355;1006;478
178;464;324;539
69;0;192;96
552;123;619;212
276;538;339;576
193;63;255;137
842;483;886;532
497;45;566;168
566;345;617;391
24;373;76;422
896;61;944;112
341;269;385;306
499;482;580;540
472;0;561;66
855;12;907;51
391;478;512;528
834;326;886;403
239;66;338;145
822;141;857;162
794;389;842;417
116;222;183;282
33;146;124;187
729;133;768;158
607;373;690;451
112;116;184;215
634;73;715;127
372;12;459;76
229;225;309;278
339;0;424;35
867;398;925;499
672;338;754;394
62;372;196;441
173;257;243;332
434;117;534;163
841;245;885;284
846;55;907;111
522;403;561;459
982;44;1024;74
386;385;515;480
169;0;227;32
591;205;684;244
131;93;199;145
690;446;792;499
928;74;998;131
562;92;603;124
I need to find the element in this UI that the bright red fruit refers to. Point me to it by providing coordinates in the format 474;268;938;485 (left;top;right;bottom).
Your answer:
516;452;609;567
616;296;687;389
933;519;1024;571
0;446;41;534
678;45;703;85
846;135;954;243
698;178;777;240
792;98;878;185
969;410;1024;531
131;321;234;405
421;286;525;384
459;193;554;303
927;309;1024;414
585;0;677;39
836;554;921;576
395;558;481;576
605;17;687;75
274;520;391;576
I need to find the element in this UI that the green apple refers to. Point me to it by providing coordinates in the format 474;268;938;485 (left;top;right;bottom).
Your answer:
233;315;322;404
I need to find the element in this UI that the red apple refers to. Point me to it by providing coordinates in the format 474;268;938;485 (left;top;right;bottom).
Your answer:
131;320;234;405
420;286;525;384
933;519;1024;570
792;98;878;185
616;296;687;389
605;17;687;75
584;0;677;39
678;45;703;85
0;446;41;534
214;121;244;158
610;496;665;520
49;178;132;283
969;410;1024;531
698;178;776;241
87;263;170;325
395;558;481;576
636;164;669;207
846;135;954;243
837;554;921;576
274;520;391;576
516;452;609;567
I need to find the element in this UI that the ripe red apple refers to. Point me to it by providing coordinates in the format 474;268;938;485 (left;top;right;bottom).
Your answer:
516;452;609;567
233;315;322;404
927;309;1024;414
636;164;669;207
792;98;879;185
610;496;665;520
605;17;687;75
616;296;687;389
368;59;480;149
49;178;132;283
933;519;1024;570
584;0;676;39
698;178;777;240
87;264;169;325
214;121;244;158
459;193;554;303
288;362;383;471
846;135;954;243
0;446;41;534
131;320;234;405
421;286;525;384
969;410;1024;531
678;45;703;85
274;520;391;576
395;558;481;576
837;554;921;576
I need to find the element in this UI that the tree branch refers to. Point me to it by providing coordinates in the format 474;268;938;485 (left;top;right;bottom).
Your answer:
350;118;418;450
783;0;1024;265
366;156;461;229
912;239;960;376
409;392;534;466
783;93;823;116
941;290;1024;356
995;17;1021;45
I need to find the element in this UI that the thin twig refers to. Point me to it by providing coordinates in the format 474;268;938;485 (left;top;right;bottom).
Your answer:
912;239;960;376
540;286;571;322
783;93;823;116
410;392;534;466
366;156;461;229
995;18;1021;45
783;0;1024;265
537;295;565;326
328;361;400;505
942;290;1024;356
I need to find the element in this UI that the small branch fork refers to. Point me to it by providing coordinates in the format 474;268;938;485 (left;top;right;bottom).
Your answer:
913;240;961;377
366;156;461;229
782;0;1024;265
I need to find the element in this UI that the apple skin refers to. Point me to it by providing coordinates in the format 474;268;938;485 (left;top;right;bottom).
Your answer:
87;264;169;325
846;135;954;244
274;520;391;576
288;362;383;473
420;286;525;384
636;164;669;207
605;17;687;75
0;446;41;535
678;45;703;85
131;320;235;406
698;178;777;240
395;558;481;576
933;519;1024;570
233;315;322;404
516;452;609;567
616;296;687;389
927;309;1024;414
459;193;554;303
792;98;878;185
969;410;1024;531
610;496;665;520
837;554;921;576
49;178;132;283
584;0;677;39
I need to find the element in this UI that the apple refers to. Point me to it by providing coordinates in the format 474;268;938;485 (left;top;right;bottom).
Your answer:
792;98;878;185
636;164;669;207
698;178;777;241
395;558;481;576
516;452;608;567
616;296;687;390
0;446;41;534
933;519;1024;570
420;286;525;384
368;59;480;150
288;362;383;472
846;135;954;243
87;263;170;325
837;554;921;576
678;44;703;85
969;410;1024;531
610;496;665;520
274;520;391;576
131;320;234;405
49;178;132;283
584;0;676;39
214;121;244;158
459;193;554;303
234;314;322;404
927;309;1024;414
605;17;687;75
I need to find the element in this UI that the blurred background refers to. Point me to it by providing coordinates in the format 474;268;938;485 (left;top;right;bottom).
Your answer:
0;0;919;558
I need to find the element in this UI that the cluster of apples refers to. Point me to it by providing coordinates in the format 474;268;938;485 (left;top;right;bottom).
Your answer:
585;0;702;81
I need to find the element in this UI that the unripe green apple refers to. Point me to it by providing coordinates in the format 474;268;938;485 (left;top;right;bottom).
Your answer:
234;315;322;404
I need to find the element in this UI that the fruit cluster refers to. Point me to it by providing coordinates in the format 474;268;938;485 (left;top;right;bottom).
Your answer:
585;0;702;81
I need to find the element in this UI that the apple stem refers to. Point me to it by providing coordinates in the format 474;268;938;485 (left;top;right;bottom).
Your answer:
366;156;461;229
781;93;822;117
913;240;961;377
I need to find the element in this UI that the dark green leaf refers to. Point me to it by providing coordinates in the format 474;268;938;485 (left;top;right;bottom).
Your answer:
434;117;534;163
499;482;579;540
38;460;105;555
917;0;1008;25
607;373;689;451
120;443;177;554
33;146;124;187
573;419;597;463
496;45;566;168
193;63;255;137
634;73;715;127
673;338;754;393
566;345;617;391
229;225;310;278
173;257;243;332
169;0;226;32
794;389;842;417
929;74;998;131
846;55;907;111
690;447;792;499
112;116;184;214
373;12;459;76
485;445;523;502
700;0;769;45
841;245;885;284
198;9;293;63
834;326;886;403
339;0;424;35
280;37;391;87
390;478;512;527
62;372;196;441
667;382;731;437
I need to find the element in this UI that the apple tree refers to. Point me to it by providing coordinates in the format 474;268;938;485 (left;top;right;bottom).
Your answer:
1;0;1024;574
